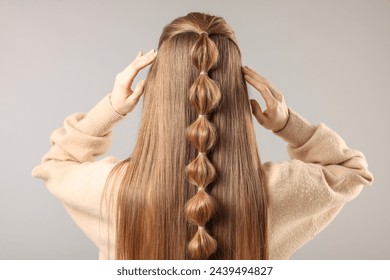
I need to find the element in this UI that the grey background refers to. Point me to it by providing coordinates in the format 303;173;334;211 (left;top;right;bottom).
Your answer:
1;0;389;259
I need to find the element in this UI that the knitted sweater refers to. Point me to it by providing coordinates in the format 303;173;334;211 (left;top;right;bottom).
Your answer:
32;93;373;259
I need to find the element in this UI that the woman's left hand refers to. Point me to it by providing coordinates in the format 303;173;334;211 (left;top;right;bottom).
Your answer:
110;49;157;115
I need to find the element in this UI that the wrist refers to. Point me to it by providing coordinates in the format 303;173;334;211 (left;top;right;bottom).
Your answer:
272;113;290;133
109;94;127;116
78;94;126;136
273;108;316;147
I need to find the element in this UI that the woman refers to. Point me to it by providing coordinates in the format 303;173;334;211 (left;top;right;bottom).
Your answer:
32;12;373;260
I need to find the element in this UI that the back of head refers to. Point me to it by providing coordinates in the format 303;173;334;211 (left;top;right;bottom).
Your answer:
104;12;269;259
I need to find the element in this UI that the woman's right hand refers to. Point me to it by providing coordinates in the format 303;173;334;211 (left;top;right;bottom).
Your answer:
242;66;289;132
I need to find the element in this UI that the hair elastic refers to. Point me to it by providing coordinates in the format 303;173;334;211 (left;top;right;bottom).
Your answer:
199;71;208;75
199;31;208;35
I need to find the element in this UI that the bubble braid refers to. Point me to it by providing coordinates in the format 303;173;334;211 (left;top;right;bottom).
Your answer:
184;31;221;259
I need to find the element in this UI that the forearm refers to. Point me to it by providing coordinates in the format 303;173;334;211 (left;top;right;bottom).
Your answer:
43;94;124;163
274;108;317;148
274;107;372;184
32;93;125;178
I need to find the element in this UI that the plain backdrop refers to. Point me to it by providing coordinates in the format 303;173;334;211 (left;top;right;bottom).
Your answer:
1;0;389;259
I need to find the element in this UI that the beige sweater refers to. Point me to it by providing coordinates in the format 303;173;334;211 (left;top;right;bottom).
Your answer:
32;93;373;259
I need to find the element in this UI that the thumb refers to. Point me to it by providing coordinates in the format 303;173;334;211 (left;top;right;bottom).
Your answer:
130;80;146;101
250;99;266;125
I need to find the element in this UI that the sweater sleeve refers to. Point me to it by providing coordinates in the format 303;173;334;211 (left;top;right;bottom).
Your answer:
32;93;125;253
264;108;373;259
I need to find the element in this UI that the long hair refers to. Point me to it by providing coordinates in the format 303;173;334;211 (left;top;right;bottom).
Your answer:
101;12;269;259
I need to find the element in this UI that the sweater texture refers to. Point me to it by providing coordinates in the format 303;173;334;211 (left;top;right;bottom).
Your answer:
32;93;373;259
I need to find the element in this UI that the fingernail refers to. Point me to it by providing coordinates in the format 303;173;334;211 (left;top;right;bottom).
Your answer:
148;49;155;53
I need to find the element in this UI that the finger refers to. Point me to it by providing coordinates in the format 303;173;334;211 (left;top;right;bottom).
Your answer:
265;82;284;101
245;74;277;109
129;50;157;76
243;66;283;99
128;80;146;102
136;49;157;65
250;99;267;125
120;50;157;90
242;66;268;84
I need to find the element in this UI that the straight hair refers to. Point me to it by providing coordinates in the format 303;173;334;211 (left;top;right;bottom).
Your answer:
101;12;269;259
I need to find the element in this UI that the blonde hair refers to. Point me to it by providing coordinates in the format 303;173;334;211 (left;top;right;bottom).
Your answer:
102;12;269;259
